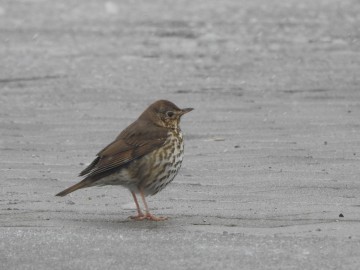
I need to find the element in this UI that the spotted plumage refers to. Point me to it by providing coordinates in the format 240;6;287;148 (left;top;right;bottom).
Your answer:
56;100;193;221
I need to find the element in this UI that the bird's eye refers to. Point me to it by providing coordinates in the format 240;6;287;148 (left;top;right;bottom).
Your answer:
166;111;174;118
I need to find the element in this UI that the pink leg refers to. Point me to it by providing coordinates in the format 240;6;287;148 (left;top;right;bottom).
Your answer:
138;188;167;221
129;191;145;219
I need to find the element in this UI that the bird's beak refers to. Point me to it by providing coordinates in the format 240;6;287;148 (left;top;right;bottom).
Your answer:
179;108;194;115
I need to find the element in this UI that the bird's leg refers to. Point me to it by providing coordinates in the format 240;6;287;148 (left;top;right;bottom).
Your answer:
139;188;167;221
129;191;145;220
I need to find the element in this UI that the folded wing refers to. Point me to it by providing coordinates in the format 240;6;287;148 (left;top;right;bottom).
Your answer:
79;120;168;179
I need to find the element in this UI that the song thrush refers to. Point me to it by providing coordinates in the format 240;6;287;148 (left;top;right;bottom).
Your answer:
56;100;193;221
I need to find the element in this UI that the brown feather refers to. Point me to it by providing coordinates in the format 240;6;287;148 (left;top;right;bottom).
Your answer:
79;156;100;176
56;100;190;197
76;119;169;182
55;180;90;197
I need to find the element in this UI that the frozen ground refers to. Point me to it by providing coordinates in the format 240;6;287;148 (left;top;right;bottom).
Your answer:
1;0;360;269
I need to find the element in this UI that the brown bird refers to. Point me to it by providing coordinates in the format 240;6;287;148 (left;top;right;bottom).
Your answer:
56;100;193;221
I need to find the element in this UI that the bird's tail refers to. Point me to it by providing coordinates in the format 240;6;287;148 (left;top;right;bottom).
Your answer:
55;181;88;197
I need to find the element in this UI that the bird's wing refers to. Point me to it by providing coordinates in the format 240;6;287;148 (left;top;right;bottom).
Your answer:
79;120;168;178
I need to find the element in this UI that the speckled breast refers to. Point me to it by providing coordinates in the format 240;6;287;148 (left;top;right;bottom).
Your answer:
137;129;184;196
93;129;185;195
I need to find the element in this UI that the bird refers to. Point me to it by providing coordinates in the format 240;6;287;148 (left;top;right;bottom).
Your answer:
56;100;193;221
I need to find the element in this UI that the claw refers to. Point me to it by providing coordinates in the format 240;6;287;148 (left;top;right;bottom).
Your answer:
129;215;146;220
144;214;168;221
130;213;167;221
129;213;145;220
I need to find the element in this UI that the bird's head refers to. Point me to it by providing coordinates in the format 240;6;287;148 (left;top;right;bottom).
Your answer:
139;100;193;129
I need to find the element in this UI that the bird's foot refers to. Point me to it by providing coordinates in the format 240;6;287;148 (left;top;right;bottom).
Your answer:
130;213;167;221
144;213;168;221
129;212;145;220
